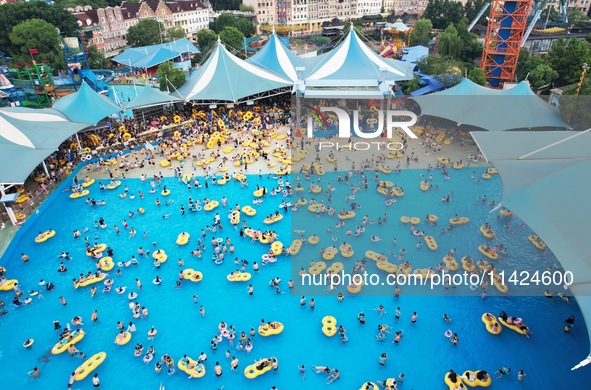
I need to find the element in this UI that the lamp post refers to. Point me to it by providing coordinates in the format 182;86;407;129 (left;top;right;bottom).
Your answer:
576;63;588;96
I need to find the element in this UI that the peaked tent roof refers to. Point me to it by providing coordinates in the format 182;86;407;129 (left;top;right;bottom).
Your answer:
52;82;121;124
132;47;182;69
245;32;302;82
124;85;183;110
173;41;292;103
304;28;415;84
112;38;199;69
384;20;410;32
471;130;591;369
411;79;570;131
0;107;91;183
402;46;428;63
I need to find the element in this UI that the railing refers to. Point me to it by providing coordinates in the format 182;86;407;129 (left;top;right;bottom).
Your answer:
0;161;77;225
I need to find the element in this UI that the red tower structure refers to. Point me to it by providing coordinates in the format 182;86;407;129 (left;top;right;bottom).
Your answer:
481;0;531;88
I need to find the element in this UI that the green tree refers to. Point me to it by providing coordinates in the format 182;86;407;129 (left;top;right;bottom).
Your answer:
194;29;218;63
402;75;422;94
515;48;546;81
219;26;245;53
547;38;591;85
210;13;255;37
468;67;486;85
410;19;433;46
197;29;218;51
127;19;165;48
559;93;591;130
434;73;463;88
541;6;559;23
210;0;241;11
309;36;331;45
438;25;463;59
53;0;107;9
416;53;466;87
87;44;106;69
239;4;254;12
234;18;256;37
416;53;466;75
9;19;64;70
464;0;488;26
156;61;186;92
0;2;78;56
567;9;590;25
423;0;464;29
210;13;236;33
455;18;482;61
166;27;187;41
515;48;531;81
528;64;559;90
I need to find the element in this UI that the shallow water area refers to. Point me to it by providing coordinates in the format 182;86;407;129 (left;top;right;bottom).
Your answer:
0;163;590;389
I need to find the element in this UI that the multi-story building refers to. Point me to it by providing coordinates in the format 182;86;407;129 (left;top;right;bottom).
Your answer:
391;0;429;14
243;0;277;24
71;1;210;57
244;0;429;33
568;0;591;14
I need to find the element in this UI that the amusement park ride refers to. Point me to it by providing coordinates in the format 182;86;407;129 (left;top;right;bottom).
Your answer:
378;1;569;89
0;33;108;108
380;19;412;58
477;0;568;88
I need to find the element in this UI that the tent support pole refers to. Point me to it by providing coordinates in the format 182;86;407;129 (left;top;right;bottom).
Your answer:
75;133;82;151
42;161;50;177
295;91;301;138
0;184;18;226
518;128;591;160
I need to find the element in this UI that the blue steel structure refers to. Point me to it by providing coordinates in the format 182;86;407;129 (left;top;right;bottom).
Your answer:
481;0;532;88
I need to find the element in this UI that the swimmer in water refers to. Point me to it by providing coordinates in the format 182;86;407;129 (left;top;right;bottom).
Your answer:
371;236;381;242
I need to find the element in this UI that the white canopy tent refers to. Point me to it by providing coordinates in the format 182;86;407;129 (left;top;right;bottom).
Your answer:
471;130;591;371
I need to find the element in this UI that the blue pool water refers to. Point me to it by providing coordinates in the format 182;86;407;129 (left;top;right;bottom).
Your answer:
107;84;141;118
1;164;590;389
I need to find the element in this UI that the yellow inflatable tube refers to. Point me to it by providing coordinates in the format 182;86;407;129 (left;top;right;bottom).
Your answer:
359;382;379;390
75;273;107;288
176;232;190;245
182;269;203;282
0;279;18;291
106;180;121;190
444;372;462;390
86;243;107;256
227;272;251;282
481;313;502;335
178;357;206;378
35;230;56;243
498;317;527;334
114;331;132;345
258;322;284;336
152;250;168;263
244;358;274;379
98;257;114;271
264;214;283;224
241;206;256;216
321;316;337;337
338;211;356;220
204;200;219;211
52;329;85;354
462;370;492;387
75;352;107;381
308;262;327;275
